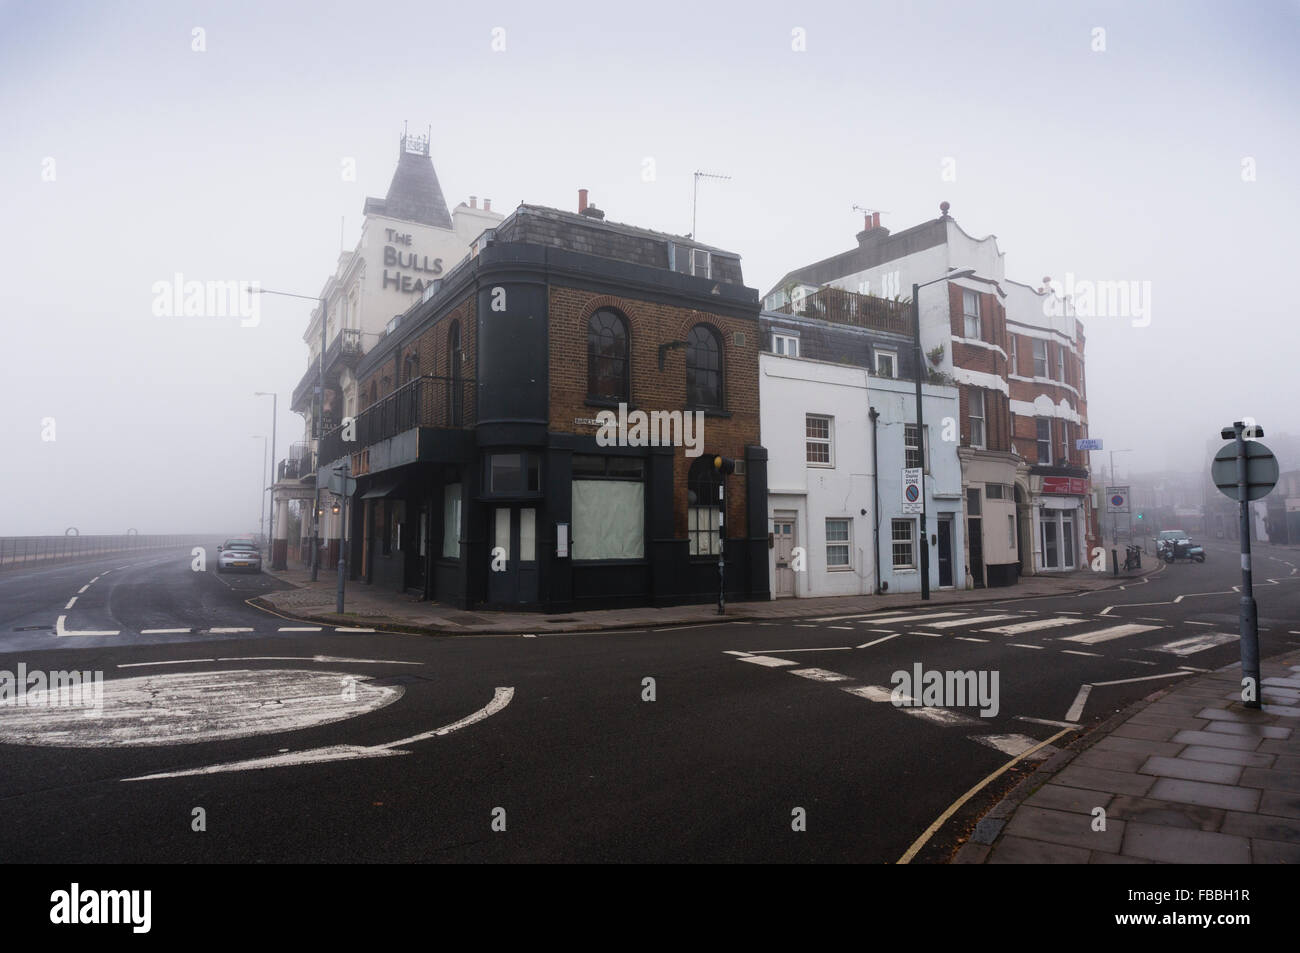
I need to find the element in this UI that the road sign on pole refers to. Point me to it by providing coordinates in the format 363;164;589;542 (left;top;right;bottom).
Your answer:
902;467;923;515
1076;438;1103;451
1214;424;1277;710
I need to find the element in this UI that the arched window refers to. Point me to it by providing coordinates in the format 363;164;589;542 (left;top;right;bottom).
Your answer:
687;455;723;556
587;308;629;402
686;324;722;410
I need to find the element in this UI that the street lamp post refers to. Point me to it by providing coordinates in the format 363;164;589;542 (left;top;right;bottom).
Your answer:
1106;448;1134;573
253;288;327;581
251;435;267;546
911;268;975;600
255;392;277;560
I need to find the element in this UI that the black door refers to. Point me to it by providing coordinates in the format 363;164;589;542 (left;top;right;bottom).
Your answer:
937;517;953;588
486;505;539;606
968;517;985;588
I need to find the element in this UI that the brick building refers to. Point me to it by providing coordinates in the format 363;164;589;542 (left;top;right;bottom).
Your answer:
316;193;769;610
766;204;1098;587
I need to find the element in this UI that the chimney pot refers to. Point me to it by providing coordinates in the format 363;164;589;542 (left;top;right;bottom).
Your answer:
484;198;491;212
470;196;477;209
872;211;880;229
578;189;589;213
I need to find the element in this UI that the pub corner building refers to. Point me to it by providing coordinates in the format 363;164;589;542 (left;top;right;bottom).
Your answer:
271;132;770;611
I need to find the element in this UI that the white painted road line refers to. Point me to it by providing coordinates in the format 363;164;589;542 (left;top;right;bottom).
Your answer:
955;637;989;643
903;707;981;726
852;611;966;625
1015;715;1081;730
208;627;253;634
738;655;798;667
865;628;898;634
926;614;1021;629
856;634;900;648
1009;643;1043;650
54;615;119;637
789;668;851;682
63;597;77;609
1149;633;1237;656
211;656;421;665
971;734;1053;759
1059;623;1162;645
753;646;853;653
1061;650;1103;657
1185;621;1214;626
118;659;216;668
1090;671;1194;687
723;650;752;656
828;625;854;630
335;627;377;633
842;685;902;703
1065;684;1092;722
982;617;1087;635
140;628;192;634
914;631;944;638
77;585;89;594
278;627;323;632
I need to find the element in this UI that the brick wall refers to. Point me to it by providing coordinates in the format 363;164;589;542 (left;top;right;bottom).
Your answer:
548;285;760;536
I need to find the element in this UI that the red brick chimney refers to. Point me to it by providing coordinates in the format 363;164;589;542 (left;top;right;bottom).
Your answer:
469;196;477;209
484;198;491;212
578;189;589;213
872;211;881;230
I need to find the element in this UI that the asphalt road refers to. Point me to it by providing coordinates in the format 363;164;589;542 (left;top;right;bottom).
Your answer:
1;536;1297;863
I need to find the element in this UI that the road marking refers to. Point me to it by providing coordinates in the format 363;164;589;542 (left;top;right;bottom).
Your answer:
1185;621;1213;626
738;655;798;667
925;614;1021;629
63;597;77;609
54;615;119;637
77;585;89;594
903;707;981;726
1099;606;1115;616
1091;671;1194;687
211;655;421;664
914;631;944;638
1065;684;1093;721
982;617;1086;635
752;646;853;653
1061;650;1103;657
856;634;899;648
208;627;253;634
140;628;192;634
851;611;966;625
1056;611;1083;615
89;576;100;583
865;628;898;634
1136;617;1165;622
1178;665;1211;672
653;623;726;631
971;734;1053;759
898;727;1074;864
1015;715;1079;729
1009;643;1043;649
723;650;752;656
794;624;815;628
789;668;851;682
1060;623;1161;644
842;685;896;702
955;637;988;643
1126;659;1158;665
278;627;323;632
118;659;216;668
1149;633;1237;656
334;627;376;633
123;686;514;781
828;625;854;630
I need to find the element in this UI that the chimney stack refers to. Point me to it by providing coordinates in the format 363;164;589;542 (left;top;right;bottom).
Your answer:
871;211;881;230
469;196;477;209
484;198;491;212
578;189;589;213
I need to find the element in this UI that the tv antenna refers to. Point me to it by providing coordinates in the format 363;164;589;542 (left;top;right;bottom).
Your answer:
692;170;731;239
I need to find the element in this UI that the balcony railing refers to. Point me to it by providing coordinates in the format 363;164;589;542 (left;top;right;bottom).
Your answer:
318;374;476;466
291;327;365;411
277;442;316;481
774;286;911;335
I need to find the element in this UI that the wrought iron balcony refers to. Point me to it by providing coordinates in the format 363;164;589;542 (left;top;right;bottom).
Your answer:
277;442;316;482
290;327;365;412
774;286;911;335
318;374;476;467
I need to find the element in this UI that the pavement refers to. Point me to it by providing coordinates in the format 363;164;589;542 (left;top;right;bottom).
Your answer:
254;557;1153;635
953;649;1300;864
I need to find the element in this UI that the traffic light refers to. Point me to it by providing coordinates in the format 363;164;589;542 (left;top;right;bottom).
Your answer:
1137;512;1144;521
713;455;736;476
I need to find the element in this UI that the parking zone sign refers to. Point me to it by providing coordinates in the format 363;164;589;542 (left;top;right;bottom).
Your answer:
903;467;923;515
1105;486;1130;513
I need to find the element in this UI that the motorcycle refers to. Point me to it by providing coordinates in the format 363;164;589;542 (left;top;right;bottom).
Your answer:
1162;538;1205;563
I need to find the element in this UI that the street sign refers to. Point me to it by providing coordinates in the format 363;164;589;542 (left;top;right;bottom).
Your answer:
902;467;922;515
1105;486;1129;513
329;472;357;497
1212;441;1278;502
1076;438;1103;451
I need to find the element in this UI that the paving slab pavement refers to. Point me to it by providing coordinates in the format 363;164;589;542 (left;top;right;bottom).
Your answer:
954;651;1300;864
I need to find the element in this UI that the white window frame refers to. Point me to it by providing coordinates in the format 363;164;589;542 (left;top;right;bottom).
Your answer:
691;248;711;278
772;332;799;357
1033;338;1048;377
969;390;986;449
806;414;833;467
825;518;852;570
891;518;916;570
1036;417;1052;465
874;348;897;378
963;289;981;339
1009;334;1017;374
904;423;928;472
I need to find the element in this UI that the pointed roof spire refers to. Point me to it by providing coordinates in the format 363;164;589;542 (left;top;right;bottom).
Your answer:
363;127;453;229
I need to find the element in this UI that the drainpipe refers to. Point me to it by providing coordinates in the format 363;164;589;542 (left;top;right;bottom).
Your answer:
869;405;882;596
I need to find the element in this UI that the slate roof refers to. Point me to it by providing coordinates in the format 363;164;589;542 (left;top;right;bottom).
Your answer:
363;148;453;230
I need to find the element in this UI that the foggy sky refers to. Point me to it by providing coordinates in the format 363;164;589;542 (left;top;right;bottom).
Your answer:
3;0;1297;535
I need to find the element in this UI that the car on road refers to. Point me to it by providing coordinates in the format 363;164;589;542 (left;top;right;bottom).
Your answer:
216;538;263;573
1154;529;1205;563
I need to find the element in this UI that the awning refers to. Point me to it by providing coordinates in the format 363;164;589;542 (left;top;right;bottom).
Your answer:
360;478;402;500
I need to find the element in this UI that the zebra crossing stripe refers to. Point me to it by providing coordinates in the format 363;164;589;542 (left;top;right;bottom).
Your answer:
1059;623;1162;644
903;707;981;726
738;655;798;667
789;668;851;682
925;614;1021;629
842;685;897;702
851;611;966;625
1149;632;1237;656
981;617;1088;635
971;734;1054;759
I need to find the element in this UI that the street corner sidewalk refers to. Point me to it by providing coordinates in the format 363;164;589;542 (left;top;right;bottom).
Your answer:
254;556;1144;636
953;651;1300;864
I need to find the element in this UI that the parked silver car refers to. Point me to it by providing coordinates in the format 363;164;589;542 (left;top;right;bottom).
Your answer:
216;538;262;573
